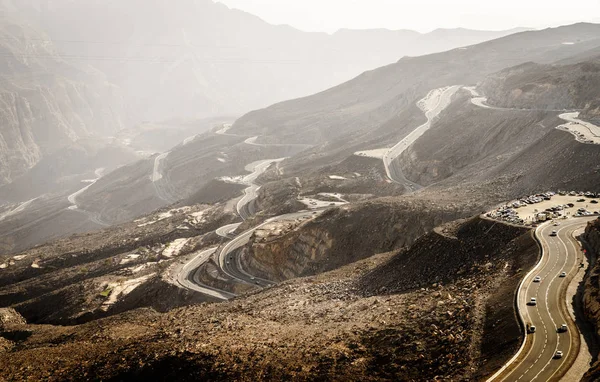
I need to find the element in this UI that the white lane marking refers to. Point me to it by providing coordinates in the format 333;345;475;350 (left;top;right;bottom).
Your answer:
516;224;568;381
530;221;581;381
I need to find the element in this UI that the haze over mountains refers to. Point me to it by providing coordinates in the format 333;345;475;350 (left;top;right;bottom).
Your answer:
1;20;599;254
0;0;530;231
3;1;600;379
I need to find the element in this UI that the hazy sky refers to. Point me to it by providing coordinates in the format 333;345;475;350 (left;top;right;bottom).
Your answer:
217;0;600;33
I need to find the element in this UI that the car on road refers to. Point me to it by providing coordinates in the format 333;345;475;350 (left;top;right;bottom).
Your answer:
553;222;560;226
577;198;586;202
554;351;564;359
560;271;567;277
550;230;557;236
528;297;537;306
557;324;568;333
533;276;541;283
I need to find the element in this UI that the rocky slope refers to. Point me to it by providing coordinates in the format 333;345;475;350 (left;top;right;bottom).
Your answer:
582;218;600;381
232;24;600;144
0;216;538;381
0;14;127;187
240;198;478;283
480;57;600;112
0;203;238;325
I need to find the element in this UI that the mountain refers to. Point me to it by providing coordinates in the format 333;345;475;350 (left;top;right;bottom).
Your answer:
231;23;600;144
0;12;128;187
7;0;527;124
1;23;599;255
479;55;600;121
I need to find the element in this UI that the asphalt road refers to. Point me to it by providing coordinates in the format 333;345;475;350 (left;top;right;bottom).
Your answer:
498;217;595;381
66;170;110;227
151;152;178;203
215;223;242;238
176;247;236;300
382;85;460;189
235;158;286;220
217;210;318;287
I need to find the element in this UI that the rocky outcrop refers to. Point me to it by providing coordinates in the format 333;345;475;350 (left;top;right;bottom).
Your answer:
479;59;600;111
241;198;477;282
581;99;600;125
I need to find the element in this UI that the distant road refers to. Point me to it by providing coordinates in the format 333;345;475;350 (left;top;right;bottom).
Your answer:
66;168;109;227
382;85;461;189
151;152;178;203
558;112;600;144
235;159;286;220
491;217;595;381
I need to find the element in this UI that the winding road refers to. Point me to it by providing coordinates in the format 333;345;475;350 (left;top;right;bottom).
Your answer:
490;217;595;381
176;247;236;301
466;86;600;146
235;159;286;220
174;125;316;297
381;85;461;190
67;168;109;227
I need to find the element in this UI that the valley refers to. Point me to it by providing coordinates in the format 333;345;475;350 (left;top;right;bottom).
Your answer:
1;6;600;380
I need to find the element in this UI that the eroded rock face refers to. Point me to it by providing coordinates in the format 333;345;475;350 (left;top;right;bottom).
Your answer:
0;16;126;186
240;199;475;283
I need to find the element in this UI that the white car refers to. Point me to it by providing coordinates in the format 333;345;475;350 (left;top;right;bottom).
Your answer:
558;324;568;333
529;297;537;306
559;272;567;277
554;351;563;359
550;230;558;237
533;276;541;283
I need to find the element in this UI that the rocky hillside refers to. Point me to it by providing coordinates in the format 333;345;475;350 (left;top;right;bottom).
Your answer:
232;24;600;144
0;203;238;325
0;216;538;381
582;218;600;381
480;56;600;112
240;198;478;282
0;14;127;187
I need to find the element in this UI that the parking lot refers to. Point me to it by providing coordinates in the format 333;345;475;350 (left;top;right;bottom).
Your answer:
485;191;599;226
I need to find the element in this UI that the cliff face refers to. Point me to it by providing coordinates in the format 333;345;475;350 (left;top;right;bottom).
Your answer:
240;198;477;282
0;15;126;186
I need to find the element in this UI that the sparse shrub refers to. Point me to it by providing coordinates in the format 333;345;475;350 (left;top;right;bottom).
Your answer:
99;287;112;298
